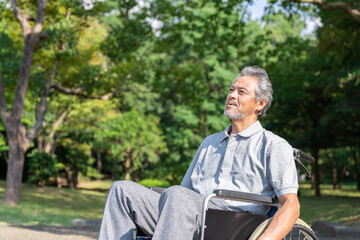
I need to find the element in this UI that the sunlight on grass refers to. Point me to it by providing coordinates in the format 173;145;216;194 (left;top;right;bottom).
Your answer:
299;183;360;226
0;180;107;226
299;183;360;197
77;180;113;190
0;180;359;227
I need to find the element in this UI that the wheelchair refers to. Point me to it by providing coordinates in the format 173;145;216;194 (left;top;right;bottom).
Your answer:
137;148;318;240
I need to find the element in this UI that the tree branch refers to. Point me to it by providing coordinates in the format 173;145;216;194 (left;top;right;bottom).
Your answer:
11;0;47;123
50;83;104;99
52;49;147;99
34;0;47;34
10;0;32;36
294;0;360;23
100;61;139;100
50;75;108;99
0;72;10;124
1;22;9;34
44;105;70;153
27;58;58;142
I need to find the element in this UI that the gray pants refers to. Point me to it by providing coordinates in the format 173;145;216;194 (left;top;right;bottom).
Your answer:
98;180;219;240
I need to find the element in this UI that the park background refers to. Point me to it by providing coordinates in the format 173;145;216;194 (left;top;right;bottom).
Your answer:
0;0;359;231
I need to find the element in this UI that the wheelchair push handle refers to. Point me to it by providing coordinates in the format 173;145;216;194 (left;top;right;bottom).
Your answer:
293;148;315;179
293;148;315;164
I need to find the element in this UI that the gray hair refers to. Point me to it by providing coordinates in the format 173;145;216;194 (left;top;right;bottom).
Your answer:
234;66;273;118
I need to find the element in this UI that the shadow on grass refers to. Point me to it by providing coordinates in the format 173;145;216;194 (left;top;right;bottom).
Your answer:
76;187;109;193
300;195;360;226
8;224;99;238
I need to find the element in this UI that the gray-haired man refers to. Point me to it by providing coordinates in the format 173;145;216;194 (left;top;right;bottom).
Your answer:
98;66;299;240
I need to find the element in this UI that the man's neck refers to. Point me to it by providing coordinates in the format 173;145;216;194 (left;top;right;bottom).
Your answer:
230;116;258;134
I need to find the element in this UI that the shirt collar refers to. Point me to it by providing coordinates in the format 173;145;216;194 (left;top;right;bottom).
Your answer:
220;121;263;142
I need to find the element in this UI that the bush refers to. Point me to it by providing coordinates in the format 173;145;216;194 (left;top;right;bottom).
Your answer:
137;178;171;188
27;150;58;186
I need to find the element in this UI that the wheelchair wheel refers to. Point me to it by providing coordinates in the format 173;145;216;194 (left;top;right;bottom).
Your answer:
248;218;318;240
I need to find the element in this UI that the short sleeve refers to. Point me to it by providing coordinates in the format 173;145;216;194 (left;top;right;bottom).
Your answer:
180;141;204;190
267;140;298;197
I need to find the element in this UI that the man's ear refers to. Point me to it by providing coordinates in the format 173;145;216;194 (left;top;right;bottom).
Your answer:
256;100;267;112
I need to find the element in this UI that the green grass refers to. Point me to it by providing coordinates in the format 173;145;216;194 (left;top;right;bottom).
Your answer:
0;180;111;226
299;183;360;226
0;180;359;227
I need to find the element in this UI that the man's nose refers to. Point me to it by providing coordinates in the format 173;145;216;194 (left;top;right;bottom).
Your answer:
228;90;237;99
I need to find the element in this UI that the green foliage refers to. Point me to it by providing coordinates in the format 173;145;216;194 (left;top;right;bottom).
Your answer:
95;109;167;179
27;150;58;187
138;178;171;188
99;0;153;63
57;138;102;181
0;124;8;154
41;18;79;57
0;27;21;88
1;0;359;195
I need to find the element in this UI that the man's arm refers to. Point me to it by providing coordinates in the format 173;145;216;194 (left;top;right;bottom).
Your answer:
257;193;300;240
180;140;204;189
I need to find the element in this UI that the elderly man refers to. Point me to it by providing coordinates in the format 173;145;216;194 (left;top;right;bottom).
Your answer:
98;66;299;240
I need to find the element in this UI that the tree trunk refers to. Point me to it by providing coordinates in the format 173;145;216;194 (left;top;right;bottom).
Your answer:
2;126;27;205
124;157;131;180
56;176;63;188
339;165;348;190
65;163;74;189
96;151;102;180
1;0;47;205
73;171;78;189
353;145;360;191
332;167;337;190
2;37;37;204
311;148;321;197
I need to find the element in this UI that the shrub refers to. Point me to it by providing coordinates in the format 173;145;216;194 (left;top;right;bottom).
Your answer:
138;178;171;188
27;150;58;187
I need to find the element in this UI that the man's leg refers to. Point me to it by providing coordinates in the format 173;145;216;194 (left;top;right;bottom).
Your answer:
98;180;160;240
152;185;208;240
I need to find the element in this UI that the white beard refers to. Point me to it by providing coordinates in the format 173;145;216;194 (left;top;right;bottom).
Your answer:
223;109;251;120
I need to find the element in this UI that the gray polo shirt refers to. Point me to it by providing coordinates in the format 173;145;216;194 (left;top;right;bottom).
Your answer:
181;121;298;215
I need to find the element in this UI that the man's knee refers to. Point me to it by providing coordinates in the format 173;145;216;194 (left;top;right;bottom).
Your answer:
109;180;142;195
161;185;202;204
110;180;135;188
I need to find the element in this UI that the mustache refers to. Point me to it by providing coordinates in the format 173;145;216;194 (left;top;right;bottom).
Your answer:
226;100;238;106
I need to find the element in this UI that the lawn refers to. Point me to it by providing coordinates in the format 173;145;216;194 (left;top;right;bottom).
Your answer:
0;180;359;227
0;180;112;226
299;183;360;226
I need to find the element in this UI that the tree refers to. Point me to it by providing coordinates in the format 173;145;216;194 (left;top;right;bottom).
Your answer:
289;0;360;23
266;0;360;195
147;0;254;183
0;0;47;205
0;0;111;204
95;109;167;181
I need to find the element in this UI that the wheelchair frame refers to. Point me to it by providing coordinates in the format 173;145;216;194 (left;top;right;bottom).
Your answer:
199;148;317;240
200;190;280;240
137;148;318;240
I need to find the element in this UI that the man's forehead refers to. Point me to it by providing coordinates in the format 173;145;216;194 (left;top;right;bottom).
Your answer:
231;75;258;88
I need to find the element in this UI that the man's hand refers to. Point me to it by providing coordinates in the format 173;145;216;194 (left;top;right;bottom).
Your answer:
257;193;300;240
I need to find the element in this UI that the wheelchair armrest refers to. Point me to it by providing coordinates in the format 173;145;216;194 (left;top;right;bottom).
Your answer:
200;189;279;240
213;189;279;207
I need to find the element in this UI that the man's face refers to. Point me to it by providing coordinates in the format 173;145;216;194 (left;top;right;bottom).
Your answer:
224;76;264;121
